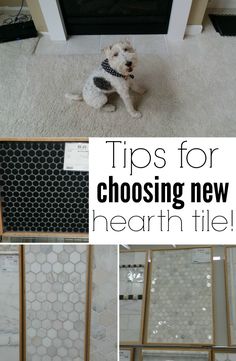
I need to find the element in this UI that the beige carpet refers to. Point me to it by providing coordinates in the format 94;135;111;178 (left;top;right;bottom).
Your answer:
1;21;236;137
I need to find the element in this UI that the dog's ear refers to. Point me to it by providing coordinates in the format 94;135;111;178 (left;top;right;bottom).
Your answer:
103;45;112;58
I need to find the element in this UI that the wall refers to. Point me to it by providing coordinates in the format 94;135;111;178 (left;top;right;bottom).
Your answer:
188;0;208;25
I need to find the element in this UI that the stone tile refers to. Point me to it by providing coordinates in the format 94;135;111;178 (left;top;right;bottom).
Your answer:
147;248;213;344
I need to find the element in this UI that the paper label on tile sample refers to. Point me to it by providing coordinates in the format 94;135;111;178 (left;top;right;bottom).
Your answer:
63;143;89;171
0;255;18;272
192;249;211;263
120;350;131;361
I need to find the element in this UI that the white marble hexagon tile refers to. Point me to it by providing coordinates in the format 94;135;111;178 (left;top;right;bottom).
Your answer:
25;245;88;361
90;246;117;361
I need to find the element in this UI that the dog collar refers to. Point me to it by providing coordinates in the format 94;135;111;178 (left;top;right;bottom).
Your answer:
101;58;134;80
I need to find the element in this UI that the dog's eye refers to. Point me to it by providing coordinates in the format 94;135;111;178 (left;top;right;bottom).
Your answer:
124;48;128;52
113;52;118;57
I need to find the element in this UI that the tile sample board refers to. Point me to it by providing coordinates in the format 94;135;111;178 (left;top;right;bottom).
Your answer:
120;348;133;361
90;246;117;361
214;352;236;361
226;247;236;345
146;248;214;344
0;249;19;361
25;245;88;361
0;141;88;234
120;251;147;343
142;349;210;361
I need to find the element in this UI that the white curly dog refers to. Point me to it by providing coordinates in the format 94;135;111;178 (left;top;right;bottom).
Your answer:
66;40;146;118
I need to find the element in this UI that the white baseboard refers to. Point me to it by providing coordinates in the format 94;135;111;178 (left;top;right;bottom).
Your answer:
185;25;203;35
208;0;236;8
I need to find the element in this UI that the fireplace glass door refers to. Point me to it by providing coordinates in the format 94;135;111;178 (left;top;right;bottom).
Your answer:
59;0;173;34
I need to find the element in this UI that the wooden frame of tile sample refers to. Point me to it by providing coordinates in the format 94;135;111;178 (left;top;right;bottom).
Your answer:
22;245;92;361
141;347;211;361
225;246;236;346
144;247;215;346
0;138;88;240
0;245;23;361
120;347;135;361
213;349;236;361
120;249;149;345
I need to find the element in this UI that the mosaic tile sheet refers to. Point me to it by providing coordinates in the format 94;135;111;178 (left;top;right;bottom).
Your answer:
215;353;236;361
147;248;213;344
90;246;117;361
120;251;146;343
25;245;88;361
142;350;209;361
0;250;19;361
226;247;236;345
0;141;88;233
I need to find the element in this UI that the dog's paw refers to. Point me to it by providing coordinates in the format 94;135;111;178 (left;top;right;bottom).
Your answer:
138;87;147;95
130;111;142;119
103;104;116;112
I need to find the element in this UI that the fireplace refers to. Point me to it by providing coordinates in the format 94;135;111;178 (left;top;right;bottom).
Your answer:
58;0;173;35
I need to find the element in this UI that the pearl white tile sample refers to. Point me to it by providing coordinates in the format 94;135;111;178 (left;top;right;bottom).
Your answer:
147;248;213;344
142;349;209;361
120;251;147;343
90;246;117;361
25;245;88;361
0;251;19;361
215;353;236;361
226;247;236;345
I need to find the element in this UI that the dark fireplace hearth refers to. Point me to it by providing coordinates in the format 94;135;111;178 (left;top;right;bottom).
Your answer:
59;0;173;35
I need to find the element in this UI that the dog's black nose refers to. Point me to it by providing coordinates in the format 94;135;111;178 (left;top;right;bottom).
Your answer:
126;61;132;67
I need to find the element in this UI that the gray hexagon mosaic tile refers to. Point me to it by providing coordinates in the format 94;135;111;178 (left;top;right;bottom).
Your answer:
142;349;210;361
90;246;117;361
25;245;88;361
147;248;213;344
226;247;236;345
120;251;147;343
215;353;236;361
0;247;19;361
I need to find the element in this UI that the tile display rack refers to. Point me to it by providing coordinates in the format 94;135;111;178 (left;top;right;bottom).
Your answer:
0;138;88;240
0;245;116;361
145;247;215;346
120;250;148;345
141;348;211;361
0;236;89;243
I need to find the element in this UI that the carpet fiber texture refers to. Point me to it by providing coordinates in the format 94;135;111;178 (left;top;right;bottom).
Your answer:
1;25;236;137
